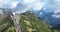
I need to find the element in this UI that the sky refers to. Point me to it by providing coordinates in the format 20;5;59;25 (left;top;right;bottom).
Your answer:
0;0;60;27
0;0;47;13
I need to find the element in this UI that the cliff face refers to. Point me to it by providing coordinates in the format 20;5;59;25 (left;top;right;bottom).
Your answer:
0;12;51;32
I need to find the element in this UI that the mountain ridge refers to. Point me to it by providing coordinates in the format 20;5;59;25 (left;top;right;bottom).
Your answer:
0;12;51;32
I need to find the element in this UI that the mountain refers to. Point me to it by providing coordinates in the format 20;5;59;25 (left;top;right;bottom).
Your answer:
34;8;60;28
20;12;51;32
0;12;51;32
0;16;15;32
0;8;12;19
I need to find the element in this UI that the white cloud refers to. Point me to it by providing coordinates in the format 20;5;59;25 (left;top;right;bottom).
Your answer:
32;2;45;11
54;0;60;2
0;10;3;14
54;10;60;14
15;4;33;14
14;0;46;14
0;0;47;14
39;12;43;16
0;0;19;8
23;0;36;4
52;14;60;18
51;0;60;18
52;9;60;18
0;0;9;8
11;2;18;8
21;0;46;11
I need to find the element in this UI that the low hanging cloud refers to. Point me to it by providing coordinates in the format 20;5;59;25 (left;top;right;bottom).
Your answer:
52;14;60;18
14;0;46;14
0;0;60;15
0;0;46;14
51;0;60;18
23;0;46;11
11;2;18;8
0;0;19;8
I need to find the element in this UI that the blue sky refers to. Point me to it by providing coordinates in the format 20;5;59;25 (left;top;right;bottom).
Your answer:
0;0;60;27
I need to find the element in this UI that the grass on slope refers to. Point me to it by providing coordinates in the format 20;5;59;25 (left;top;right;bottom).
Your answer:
0;16;16;32
0;12;52;32
20;12;51;32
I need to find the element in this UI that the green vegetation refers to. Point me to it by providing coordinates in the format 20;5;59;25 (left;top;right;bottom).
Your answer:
20;12;51;32
0;16;16;32
0;12;51;32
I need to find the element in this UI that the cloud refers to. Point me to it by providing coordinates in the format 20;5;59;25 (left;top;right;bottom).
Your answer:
0;0;46;9
52;14;60;18
54;0;60;2
23;0;36;4
53;10;60;14
0;9;3;14
22;0;45;11
52;10;60;18
0;0;20;8
31;2;45;11
44;0;60;18
14;0;46;14
0;0;10;8
0;0;47;14
11;2;18;8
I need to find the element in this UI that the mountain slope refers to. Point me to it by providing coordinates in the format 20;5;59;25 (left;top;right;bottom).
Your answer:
20;12;51;32
0;12;51;32
0;16;15;32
